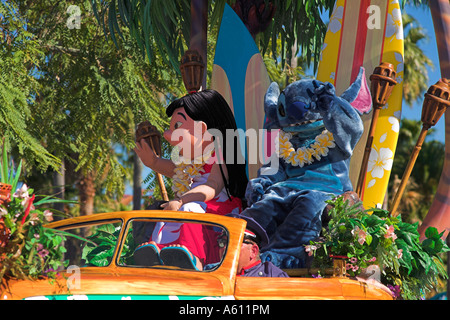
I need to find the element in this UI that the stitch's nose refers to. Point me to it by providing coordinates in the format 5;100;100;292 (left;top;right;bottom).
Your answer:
288;101;308;120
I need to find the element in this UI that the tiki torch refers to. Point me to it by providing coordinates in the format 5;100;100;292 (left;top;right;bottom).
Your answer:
356;63;397;198
180;49;205;93
136;121;169;201
390;79;450;217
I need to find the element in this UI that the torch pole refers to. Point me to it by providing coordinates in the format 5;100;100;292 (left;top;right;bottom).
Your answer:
390;79;450;217
390;127;429;217
356;63;397;199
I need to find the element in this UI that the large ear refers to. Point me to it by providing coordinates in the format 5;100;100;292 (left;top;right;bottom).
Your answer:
263;82;280;129
340;67;372;114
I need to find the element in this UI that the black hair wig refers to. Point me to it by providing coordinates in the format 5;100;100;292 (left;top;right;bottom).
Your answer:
166;89;248;199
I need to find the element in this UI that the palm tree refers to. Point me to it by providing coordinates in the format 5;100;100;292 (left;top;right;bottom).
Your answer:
402;13;433;106
91;0;335;77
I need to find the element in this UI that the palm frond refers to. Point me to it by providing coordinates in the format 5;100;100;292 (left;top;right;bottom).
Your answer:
91;0;335;74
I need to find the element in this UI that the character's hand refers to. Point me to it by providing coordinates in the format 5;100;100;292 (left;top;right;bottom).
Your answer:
160;199;183;211
134;140;158;168
245;178;272;206
310;81;335;112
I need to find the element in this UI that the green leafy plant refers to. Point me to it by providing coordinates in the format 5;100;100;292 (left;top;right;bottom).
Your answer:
0;141;22;190
0;144;74;282
82;224;135;267
306;196;449;300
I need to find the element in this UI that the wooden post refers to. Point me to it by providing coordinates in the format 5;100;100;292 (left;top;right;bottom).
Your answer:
390;128;428;217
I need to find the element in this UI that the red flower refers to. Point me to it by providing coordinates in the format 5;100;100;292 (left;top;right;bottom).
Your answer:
21;194;35;225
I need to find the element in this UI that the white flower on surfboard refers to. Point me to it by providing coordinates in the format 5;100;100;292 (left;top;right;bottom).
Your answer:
368;147;394;179
389;116;400;133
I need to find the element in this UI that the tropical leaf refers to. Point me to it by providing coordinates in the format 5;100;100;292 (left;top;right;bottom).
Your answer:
86;245;115;266
396;221;420;247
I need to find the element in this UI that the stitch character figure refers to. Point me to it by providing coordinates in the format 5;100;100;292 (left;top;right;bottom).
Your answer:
242;68;372;268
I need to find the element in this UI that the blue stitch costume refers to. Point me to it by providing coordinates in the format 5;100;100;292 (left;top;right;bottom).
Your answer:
242;67;372;269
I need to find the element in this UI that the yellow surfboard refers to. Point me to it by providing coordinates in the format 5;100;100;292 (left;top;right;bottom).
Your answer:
317;0;404;208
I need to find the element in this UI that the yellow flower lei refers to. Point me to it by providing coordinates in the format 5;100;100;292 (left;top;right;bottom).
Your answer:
276;129;335;167
171;151;213;197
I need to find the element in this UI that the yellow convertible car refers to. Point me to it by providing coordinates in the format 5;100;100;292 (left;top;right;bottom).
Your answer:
1;210;393;300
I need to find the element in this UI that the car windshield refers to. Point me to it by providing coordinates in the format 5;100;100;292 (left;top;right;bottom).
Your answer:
57;218;228;272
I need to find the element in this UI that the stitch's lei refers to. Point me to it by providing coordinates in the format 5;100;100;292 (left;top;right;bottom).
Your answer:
171;151;213;197
276;129;335;167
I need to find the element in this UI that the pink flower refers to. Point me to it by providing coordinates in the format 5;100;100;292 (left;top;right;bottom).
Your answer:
384;224;397;240
43;210;54;222
29;213;39;225
36;243;49;258
38;248;49;258
350;257;358;264
305;245;318;256
13;184;29;199
397;249;403;259
368;256;377;263
346;263;359;272
352;226;367;245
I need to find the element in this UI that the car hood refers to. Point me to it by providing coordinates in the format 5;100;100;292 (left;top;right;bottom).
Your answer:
1;266;235;300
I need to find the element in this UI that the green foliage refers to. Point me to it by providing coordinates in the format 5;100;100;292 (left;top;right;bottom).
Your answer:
0;141;22;192
0;2;60;172
257;0;335;72
92;0;336;74
308;195;449;300
402;0;430;8
82;223;136;266
0;145;74;282
92;0;191;72
5;0;185;203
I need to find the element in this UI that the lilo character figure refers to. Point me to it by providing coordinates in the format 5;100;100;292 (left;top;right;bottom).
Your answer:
242;67;372;269
134;89;248;270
